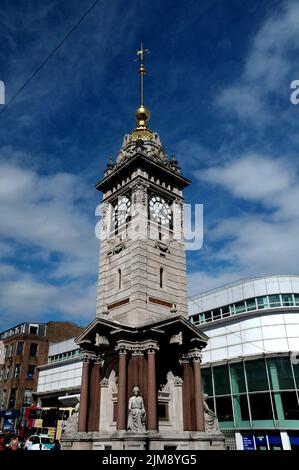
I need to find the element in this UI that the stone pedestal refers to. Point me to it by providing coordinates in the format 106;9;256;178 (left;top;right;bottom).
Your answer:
62;430;225;450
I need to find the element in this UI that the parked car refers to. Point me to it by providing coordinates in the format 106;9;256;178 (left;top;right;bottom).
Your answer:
25;434;54;451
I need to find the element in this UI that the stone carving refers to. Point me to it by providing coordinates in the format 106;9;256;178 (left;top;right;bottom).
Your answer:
64;400;80;434
95;333;109;346
127;387;146;432
155;240;171;253
203;394;221;434
169;332;183;345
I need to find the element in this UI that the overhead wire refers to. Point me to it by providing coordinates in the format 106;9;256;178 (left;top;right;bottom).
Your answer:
0;0;102;115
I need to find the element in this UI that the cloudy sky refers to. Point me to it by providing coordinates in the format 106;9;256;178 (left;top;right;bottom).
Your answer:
0;0;299;331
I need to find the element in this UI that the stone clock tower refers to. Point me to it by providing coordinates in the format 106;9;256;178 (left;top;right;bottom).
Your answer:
62;46;224;451
95;106;189;327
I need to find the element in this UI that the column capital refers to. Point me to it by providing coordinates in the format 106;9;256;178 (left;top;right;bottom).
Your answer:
81;351;94;362
179;357;190;366
94;356;105;367
181;348;202;363
132;349;144;356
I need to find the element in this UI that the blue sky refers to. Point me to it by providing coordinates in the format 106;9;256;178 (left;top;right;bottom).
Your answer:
0;0;299;331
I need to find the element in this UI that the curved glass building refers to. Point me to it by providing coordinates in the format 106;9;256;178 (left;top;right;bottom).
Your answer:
188;275;299;450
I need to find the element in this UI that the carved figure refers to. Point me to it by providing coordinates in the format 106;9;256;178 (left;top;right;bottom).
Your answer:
127;386;146;432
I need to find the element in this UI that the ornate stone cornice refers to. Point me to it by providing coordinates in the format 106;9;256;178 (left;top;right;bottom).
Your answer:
115;339;159;354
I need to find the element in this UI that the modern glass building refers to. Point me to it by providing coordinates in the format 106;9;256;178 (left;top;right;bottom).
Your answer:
188;275;299;450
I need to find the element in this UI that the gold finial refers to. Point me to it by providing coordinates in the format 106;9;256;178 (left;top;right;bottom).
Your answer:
136;42;149;107
130;43;153;141
134;43;150;131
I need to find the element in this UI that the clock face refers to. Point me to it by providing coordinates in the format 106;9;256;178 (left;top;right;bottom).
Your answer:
113;195;131;226
149;195;172;225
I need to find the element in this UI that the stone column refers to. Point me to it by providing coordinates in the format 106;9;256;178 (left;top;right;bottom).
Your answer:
181;359;192;431
88;357;103;432
78;353;92;432
147;349;157;431
193;355;204;431
116;349;127;431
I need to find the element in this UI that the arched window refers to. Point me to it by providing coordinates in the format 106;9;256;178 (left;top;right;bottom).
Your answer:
160;268;163;289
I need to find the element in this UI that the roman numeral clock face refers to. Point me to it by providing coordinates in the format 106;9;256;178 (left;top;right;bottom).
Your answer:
113;196;131;226
149;195;172;225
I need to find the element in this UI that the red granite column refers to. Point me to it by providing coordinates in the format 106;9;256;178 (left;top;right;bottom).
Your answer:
193;356;204;431
78;354;91;432
147;349;157;431
116;350;127;430
181;359;192;431
88;358;103;431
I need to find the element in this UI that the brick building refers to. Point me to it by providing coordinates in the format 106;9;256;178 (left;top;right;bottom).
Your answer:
0;321;83;432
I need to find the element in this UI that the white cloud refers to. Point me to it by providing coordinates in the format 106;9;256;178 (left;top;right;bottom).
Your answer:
217;1;299;124
198;153;294;204
0;265;95;331
0;156;97;278
190;152;299;296
0;150;99;329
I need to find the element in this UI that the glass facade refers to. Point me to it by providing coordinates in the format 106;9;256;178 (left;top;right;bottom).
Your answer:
202;356;299;430
190;293;299;325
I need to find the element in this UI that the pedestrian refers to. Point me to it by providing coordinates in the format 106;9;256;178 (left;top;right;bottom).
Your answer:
9;435;20;451
0;435;6;451
51;439;61;451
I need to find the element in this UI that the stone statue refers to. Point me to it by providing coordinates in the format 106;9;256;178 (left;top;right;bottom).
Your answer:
203;394;221;434
64;400;80;434
127;386;146;432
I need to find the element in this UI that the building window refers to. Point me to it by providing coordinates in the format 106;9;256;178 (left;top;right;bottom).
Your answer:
268;357;295;390
221;305;230;317
257;296;269;309
118;269;122;289
16;341;24;356
245;298;257;311
234;301;246;314
29;325;39;335
14;364;21;379
201;368;213;396
159;268;163;288
5;366;10;380
268;294;281;308
204;311;213;322
230;362;246;394
245;359;269;392
5;344;13;358
215;396;234;422
280;392;299;420
23;389;32;406
27;365;35;379
249;393;274;420
233;394;250;421
281;294;293;306
212;308;221;320
0;389;6;408
29;343;38;357
8;388;17;409
213;365;231;395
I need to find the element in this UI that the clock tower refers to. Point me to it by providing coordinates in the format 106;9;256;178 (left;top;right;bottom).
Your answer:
62;46;224;451
95;84;190;327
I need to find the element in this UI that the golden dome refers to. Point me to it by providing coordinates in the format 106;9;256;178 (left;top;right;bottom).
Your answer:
135;105;150;129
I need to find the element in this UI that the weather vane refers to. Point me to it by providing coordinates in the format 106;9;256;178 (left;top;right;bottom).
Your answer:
135;42;150;106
